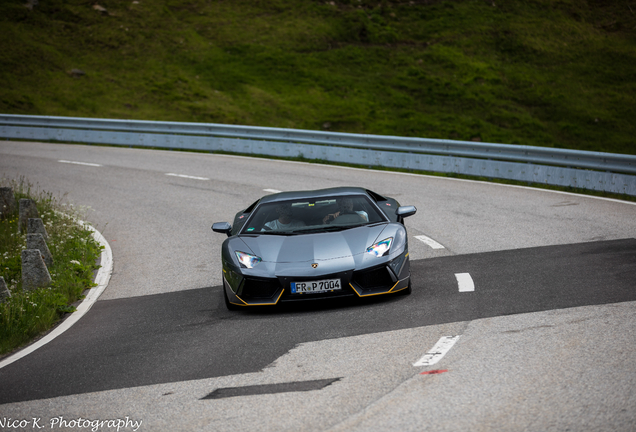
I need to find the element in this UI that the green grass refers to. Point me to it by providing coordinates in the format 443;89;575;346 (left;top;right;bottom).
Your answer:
0;0;635;155
0;178;102;356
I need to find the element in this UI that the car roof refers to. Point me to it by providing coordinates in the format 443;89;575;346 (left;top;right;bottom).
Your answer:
258;187;379;204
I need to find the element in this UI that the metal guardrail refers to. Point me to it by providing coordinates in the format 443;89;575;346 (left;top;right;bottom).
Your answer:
2;114;635;196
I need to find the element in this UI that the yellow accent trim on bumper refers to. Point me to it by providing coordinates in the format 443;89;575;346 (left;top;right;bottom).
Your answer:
234;288;285;306
350;276;408;298
349;283;362;297
224;274;285;307
224;276;249;306
389;283;410;293
224;276;285;307
389;276;410;293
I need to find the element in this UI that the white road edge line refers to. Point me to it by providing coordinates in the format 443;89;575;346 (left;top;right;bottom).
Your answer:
455;273;475;292
58;160;102;167
165;173;209;181
0;219;113;370
414;235;445;249
413;335;461;367
263;188;282;193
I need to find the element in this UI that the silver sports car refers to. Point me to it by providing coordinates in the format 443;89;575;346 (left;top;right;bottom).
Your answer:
212;187;416;310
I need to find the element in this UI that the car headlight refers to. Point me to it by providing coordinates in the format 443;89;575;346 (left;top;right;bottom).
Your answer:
235;251;262;268
366;237;393;257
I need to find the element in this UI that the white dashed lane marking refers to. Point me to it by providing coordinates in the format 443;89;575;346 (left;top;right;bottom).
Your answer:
413;336;461;367
455;273;475;292
263;188;282;193
165;173;209;181
414;235;445;249
58;160;102;167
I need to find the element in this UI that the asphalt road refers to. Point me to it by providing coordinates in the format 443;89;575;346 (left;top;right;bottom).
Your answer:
1;141;635;431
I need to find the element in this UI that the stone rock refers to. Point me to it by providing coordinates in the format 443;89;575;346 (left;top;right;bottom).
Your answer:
0;187;16;219
93;4;108;14
0;277;10;302
27;217;49;241
21;249;52;291
69;69;86;78
24;0;38;10
27;233;53;267
18;199;39;233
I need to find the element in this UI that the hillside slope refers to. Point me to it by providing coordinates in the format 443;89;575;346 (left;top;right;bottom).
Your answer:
1;0;635;154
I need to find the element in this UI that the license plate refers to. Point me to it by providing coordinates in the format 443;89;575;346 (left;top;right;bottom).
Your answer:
291;278;341;294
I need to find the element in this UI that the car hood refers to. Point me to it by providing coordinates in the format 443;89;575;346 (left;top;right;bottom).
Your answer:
237;224;388;263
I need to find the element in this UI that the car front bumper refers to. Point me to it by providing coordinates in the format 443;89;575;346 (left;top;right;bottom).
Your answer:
222;251;411;307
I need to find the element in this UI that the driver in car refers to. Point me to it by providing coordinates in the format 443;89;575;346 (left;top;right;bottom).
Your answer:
263;203;306;231
323;198;368;224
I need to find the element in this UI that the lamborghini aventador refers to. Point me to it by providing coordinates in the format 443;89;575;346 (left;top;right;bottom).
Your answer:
212;187;416;310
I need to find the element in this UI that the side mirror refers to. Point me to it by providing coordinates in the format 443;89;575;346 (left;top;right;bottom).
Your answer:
212;222;232;237
396;205;417;218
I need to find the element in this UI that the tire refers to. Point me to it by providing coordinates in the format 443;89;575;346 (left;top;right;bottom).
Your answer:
399;280;412;296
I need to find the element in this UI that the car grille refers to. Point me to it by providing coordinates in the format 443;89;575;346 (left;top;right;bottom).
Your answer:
352;266;394;290
240;277;281;299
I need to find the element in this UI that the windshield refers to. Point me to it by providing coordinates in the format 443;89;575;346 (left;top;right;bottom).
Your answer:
240;195;388;235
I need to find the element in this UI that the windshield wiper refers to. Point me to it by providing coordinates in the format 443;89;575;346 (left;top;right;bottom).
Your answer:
291;224;366;234
241;231;297;236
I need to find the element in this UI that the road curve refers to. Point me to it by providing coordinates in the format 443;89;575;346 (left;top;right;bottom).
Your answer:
0;140;635;431
0;220;113;370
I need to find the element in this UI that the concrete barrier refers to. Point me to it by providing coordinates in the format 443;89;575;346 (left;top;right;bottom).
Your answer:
21;249;51;291
18;199;39;233
0;277;10;302
0;187;15;219
27;217;49;241
26;233;53;268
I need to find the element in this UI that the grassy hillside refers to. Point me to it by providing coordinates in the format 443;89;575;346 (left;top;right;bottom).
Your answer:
1;0;635;154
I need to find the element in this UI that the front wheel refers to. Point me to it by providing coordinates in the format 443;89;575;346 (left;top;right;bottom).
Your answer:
399;280;412;296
